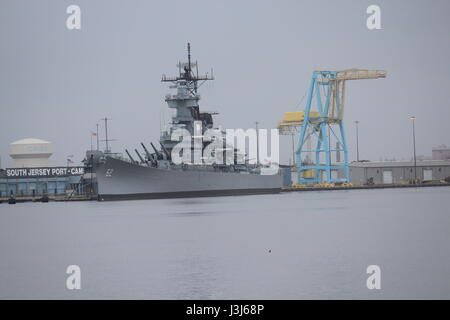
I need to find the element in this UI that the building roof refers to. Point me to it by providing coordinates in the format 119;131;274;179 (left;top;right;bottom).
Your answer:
350;160;450;168
432;146;450;151
11;138;51;145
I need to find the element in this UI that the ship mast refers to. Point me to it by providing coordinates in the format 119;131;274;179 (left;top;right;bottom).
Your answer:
161;43;214;95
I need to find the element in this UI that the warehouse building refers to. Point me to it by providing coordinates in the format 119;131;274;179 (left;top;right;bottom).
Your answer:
432;145;450;161
349;160;450;185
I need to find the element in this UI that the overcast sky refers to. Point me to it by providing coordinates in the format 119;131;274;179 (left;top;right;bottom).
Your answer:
1;0;449;167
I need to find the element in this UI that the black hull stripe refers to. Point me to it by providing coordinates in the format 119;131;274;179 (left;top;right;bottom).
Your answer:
98;188;281;201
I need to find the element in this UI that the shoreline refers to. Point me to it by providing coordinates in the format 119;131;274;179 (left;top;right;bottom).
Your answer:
1;182;449;204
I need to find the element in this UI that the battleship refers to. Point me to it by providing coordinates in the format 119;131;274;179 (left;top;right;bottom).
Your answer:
88;44;282;200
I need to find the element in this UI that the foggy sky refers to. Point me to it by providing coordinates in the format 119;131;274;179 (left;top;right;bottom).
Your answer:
1;0;449;167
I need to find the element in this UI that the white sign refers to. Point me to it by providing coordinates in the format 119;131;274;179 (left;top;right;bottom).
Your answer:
6;167;84;178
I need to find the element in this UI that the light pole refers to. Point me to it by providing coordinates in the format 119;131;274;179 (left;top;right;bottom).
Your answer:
355;120;360;162
291;132;295;166
255;121;260;165
410;116;417;183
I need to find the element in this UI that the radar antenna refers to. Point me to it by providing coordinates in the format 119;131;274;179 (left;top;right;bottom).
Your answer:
161;43;214;94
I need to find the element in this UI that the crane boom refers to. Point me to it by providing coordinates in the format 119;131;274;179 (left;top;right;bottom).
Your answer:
335;69;386;81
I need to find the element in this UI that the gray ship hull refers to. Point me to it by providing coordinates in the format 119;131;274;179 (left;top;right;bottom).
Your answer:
95;157;282;200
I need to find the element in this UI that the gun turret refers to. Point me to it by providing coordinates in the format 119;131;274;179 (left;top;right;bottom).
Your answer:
141;143;157;166
159;142;171;160
135;149;146;164
125;149;137;164
150;142;163;160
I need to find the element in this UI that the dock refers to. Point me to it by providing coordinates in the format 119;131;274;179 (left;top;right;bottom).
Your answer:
1;182;449;204
0;194;96;203
281;182;450;192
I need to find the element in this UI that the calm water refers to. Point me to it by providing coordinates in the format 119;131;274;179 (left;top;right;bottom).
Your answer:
1;187;449;299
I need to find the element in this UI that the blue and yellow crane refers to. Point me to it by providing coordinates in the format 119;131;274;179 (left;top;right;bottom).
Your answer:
278;69;386;185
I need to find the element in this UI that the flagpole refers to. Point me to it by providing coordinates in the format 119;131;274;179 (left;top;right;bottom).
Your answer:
90;133;93;151
96;124;99;151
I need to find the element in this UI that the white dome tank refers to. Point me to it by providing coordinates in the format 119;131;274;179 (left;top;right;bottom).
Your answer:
9;138;53;168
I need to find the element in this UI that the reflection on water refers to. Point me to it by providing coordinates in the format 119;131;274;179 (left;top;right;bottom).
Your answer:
0;187;449;299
